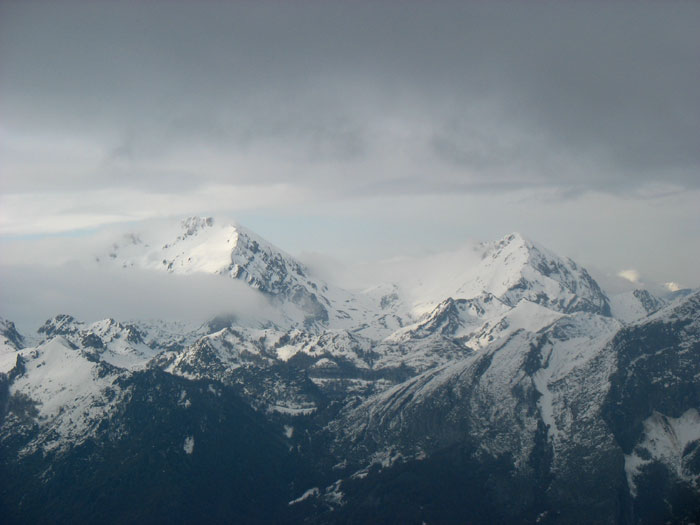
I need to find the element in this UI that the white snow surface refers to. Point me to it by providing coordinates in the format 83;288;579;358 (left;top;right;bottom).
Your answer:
609;289;665;324
0;351;19;374
104;216;237;276
165;326;274;378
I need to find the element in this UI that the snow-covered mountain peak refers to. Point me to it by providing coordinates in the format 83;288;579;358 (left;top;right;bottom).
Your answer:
483;232;610;314
482;231;559;263
101;217;303;288
483;231;569;275
96;219;617;339
100;217;346;329
31;314;201;371
405;232;610;318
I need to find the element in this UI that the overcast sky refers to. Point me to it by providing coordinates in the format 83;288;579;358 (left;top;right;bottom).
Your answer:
1;1;699;295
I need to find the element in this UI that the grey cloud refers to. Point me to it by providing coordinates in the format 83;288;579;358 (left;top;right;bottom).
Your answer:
0;1;698;197
0;262;275;333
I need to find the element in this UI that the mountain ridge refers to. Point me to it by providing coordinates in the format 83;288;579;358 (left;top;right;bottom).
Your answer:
1;218;697;524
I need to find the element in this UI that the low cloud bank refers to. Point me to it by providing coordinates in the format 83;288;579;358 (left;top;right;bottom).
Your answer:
0;262;274;335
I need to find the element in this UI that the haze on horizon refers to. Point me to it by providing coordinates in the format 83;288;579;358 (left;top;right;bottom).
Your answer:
1;1;699;291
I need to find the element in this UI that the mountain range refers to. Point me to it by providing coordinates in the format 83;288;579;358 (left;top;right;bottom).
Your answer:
1;216;698;524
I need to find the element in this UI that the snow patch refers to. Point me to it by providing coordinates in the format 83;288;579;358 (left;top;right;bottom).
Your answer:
268;404;316;416
288;487;320;505
183;435;195;454
276;344;299;362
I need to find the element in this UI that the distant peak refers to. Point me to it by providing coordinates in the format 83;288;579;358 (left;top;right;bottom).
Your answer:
38;314;81;337
180;216;214;237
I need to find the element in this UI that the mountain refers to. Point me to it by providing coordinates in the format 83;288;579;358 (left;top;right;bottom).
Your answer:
1;218;698;524
400;232;611;318
316;294;700;524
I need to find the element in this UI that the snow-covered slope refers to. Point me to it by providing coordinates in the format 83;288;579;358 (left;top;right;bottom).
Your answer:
332;311;621;465
322;291;700;522
5;336;128;454
609;288;666;323
102;217;335;326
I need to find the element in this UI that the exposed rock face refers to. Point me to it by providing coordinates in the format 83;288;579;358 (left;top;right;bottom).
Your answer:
0;319;24;350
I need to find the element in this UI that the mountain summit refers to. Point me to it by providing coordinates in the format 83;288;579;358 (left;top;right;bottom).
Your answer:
103;216;334;326
106;216;311;289
447;232;611;315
